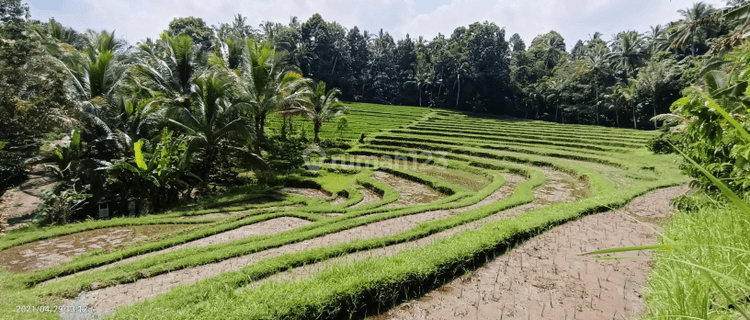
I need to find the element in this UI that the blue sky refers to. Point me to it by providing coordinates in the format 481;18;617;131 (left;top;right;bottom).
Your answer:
27;0;728;50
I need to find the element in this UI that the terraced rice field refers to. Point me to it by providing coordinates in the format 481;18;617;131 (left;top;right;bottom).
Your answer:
265;102;433;140
0;106;688;320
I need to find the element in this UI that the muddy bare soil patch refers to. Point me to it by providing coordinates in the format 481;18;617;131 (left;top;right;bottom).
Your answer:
0;164;58;232
375;185;689;320
350;187;382;208
374;171;444;207
243;170;578;289
0;225;193;272
281;187;330;200
62;175;527;317
43;217;311;285
178;205;302;221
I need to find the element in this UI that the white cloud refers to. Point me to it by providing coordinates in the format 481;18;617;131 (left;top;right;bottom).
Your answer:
28;0;727;49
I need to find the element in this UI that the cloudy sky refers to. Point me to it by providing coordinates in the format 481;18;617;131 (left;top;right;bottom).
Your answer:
27;0;728;50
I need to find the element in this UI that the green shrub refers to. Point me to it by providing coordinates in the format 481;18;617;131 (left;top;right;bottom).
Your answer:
264;136;308;173
320;139;352;150
34;186;92;226
647;131;680;154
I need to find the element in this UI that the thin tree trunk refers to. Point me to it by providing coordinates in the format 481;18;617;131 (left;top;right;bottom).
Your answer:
632;106;637;129
281;115;288;140
616;110;620;127
456;76;461;109
255;117;263;154
561;107;564;123
653;96;658;129
595;81;600;126
314;121;321;144
555;106;558;122
418;85;422;107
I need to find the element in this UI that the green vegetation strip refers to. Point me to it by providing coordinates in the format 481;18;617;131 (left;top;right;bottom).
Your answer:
425;115;657;138
404;125;644;149
373;133;628;157
388;128;632;152
367;137;628;168
421;118;655;143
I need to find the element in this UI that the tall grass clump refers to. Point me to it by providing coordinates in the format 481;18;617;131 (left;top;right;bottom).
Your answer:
589;42;750;319
644;204;750;319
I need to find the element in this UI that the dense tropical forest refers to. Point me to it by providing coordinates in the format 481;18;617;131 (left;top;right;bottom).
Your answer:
1;0;750;319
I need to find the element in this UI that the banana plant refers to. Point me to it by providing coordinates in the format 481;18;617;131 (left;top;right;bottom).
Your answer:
54;129;84;176
106;128;195;211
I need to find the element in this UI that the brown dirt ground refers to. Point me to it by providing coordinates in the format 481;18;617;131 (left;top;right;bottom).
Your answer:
372;185;689;320
177;205;301;221
351;187;383;208
243;168;584;289
281;187;331;200
42;217;310;285
330;196;349;206
0;164;58;232
374;171;445;208
0;225;194;272
60;174;529;317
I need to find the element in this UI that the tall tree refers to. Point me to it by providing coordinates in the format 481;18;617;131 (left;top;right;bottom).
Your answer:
167;16;213;48
669;2;717;56
0;0;71;132
166;70;263;182
281;81;349;143
466;21;512;113
229;40;310;154
133;32;203;110
571;40;586;59
645;24;669;53
608;30;647;79
578;46;611;125
0;0;28;23
509;33;526;52
346;26;370;101
395;34;418;105
636;53;685;128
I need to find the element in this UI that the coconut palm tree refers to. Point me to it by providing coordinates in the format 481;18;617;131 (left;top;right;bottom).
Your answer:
637;59;682;128
132;32;204;110
645;24;670;53
230;39;311;154
579;45;610;125
166;70;265;182
453;62;469;109
670;2;717;56
408;65;433;107
608;79;639;128
539;38;564;70
281;81;349;144
608;30;647;79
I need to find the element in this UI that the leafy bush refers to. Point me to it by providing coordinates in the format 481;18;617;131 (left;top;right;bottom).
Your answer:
264;135;308;173
646;131;680;154
669;43;750;198
34;185;91;226
106;128;190;214
53;129;84;175
319;139;351;150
